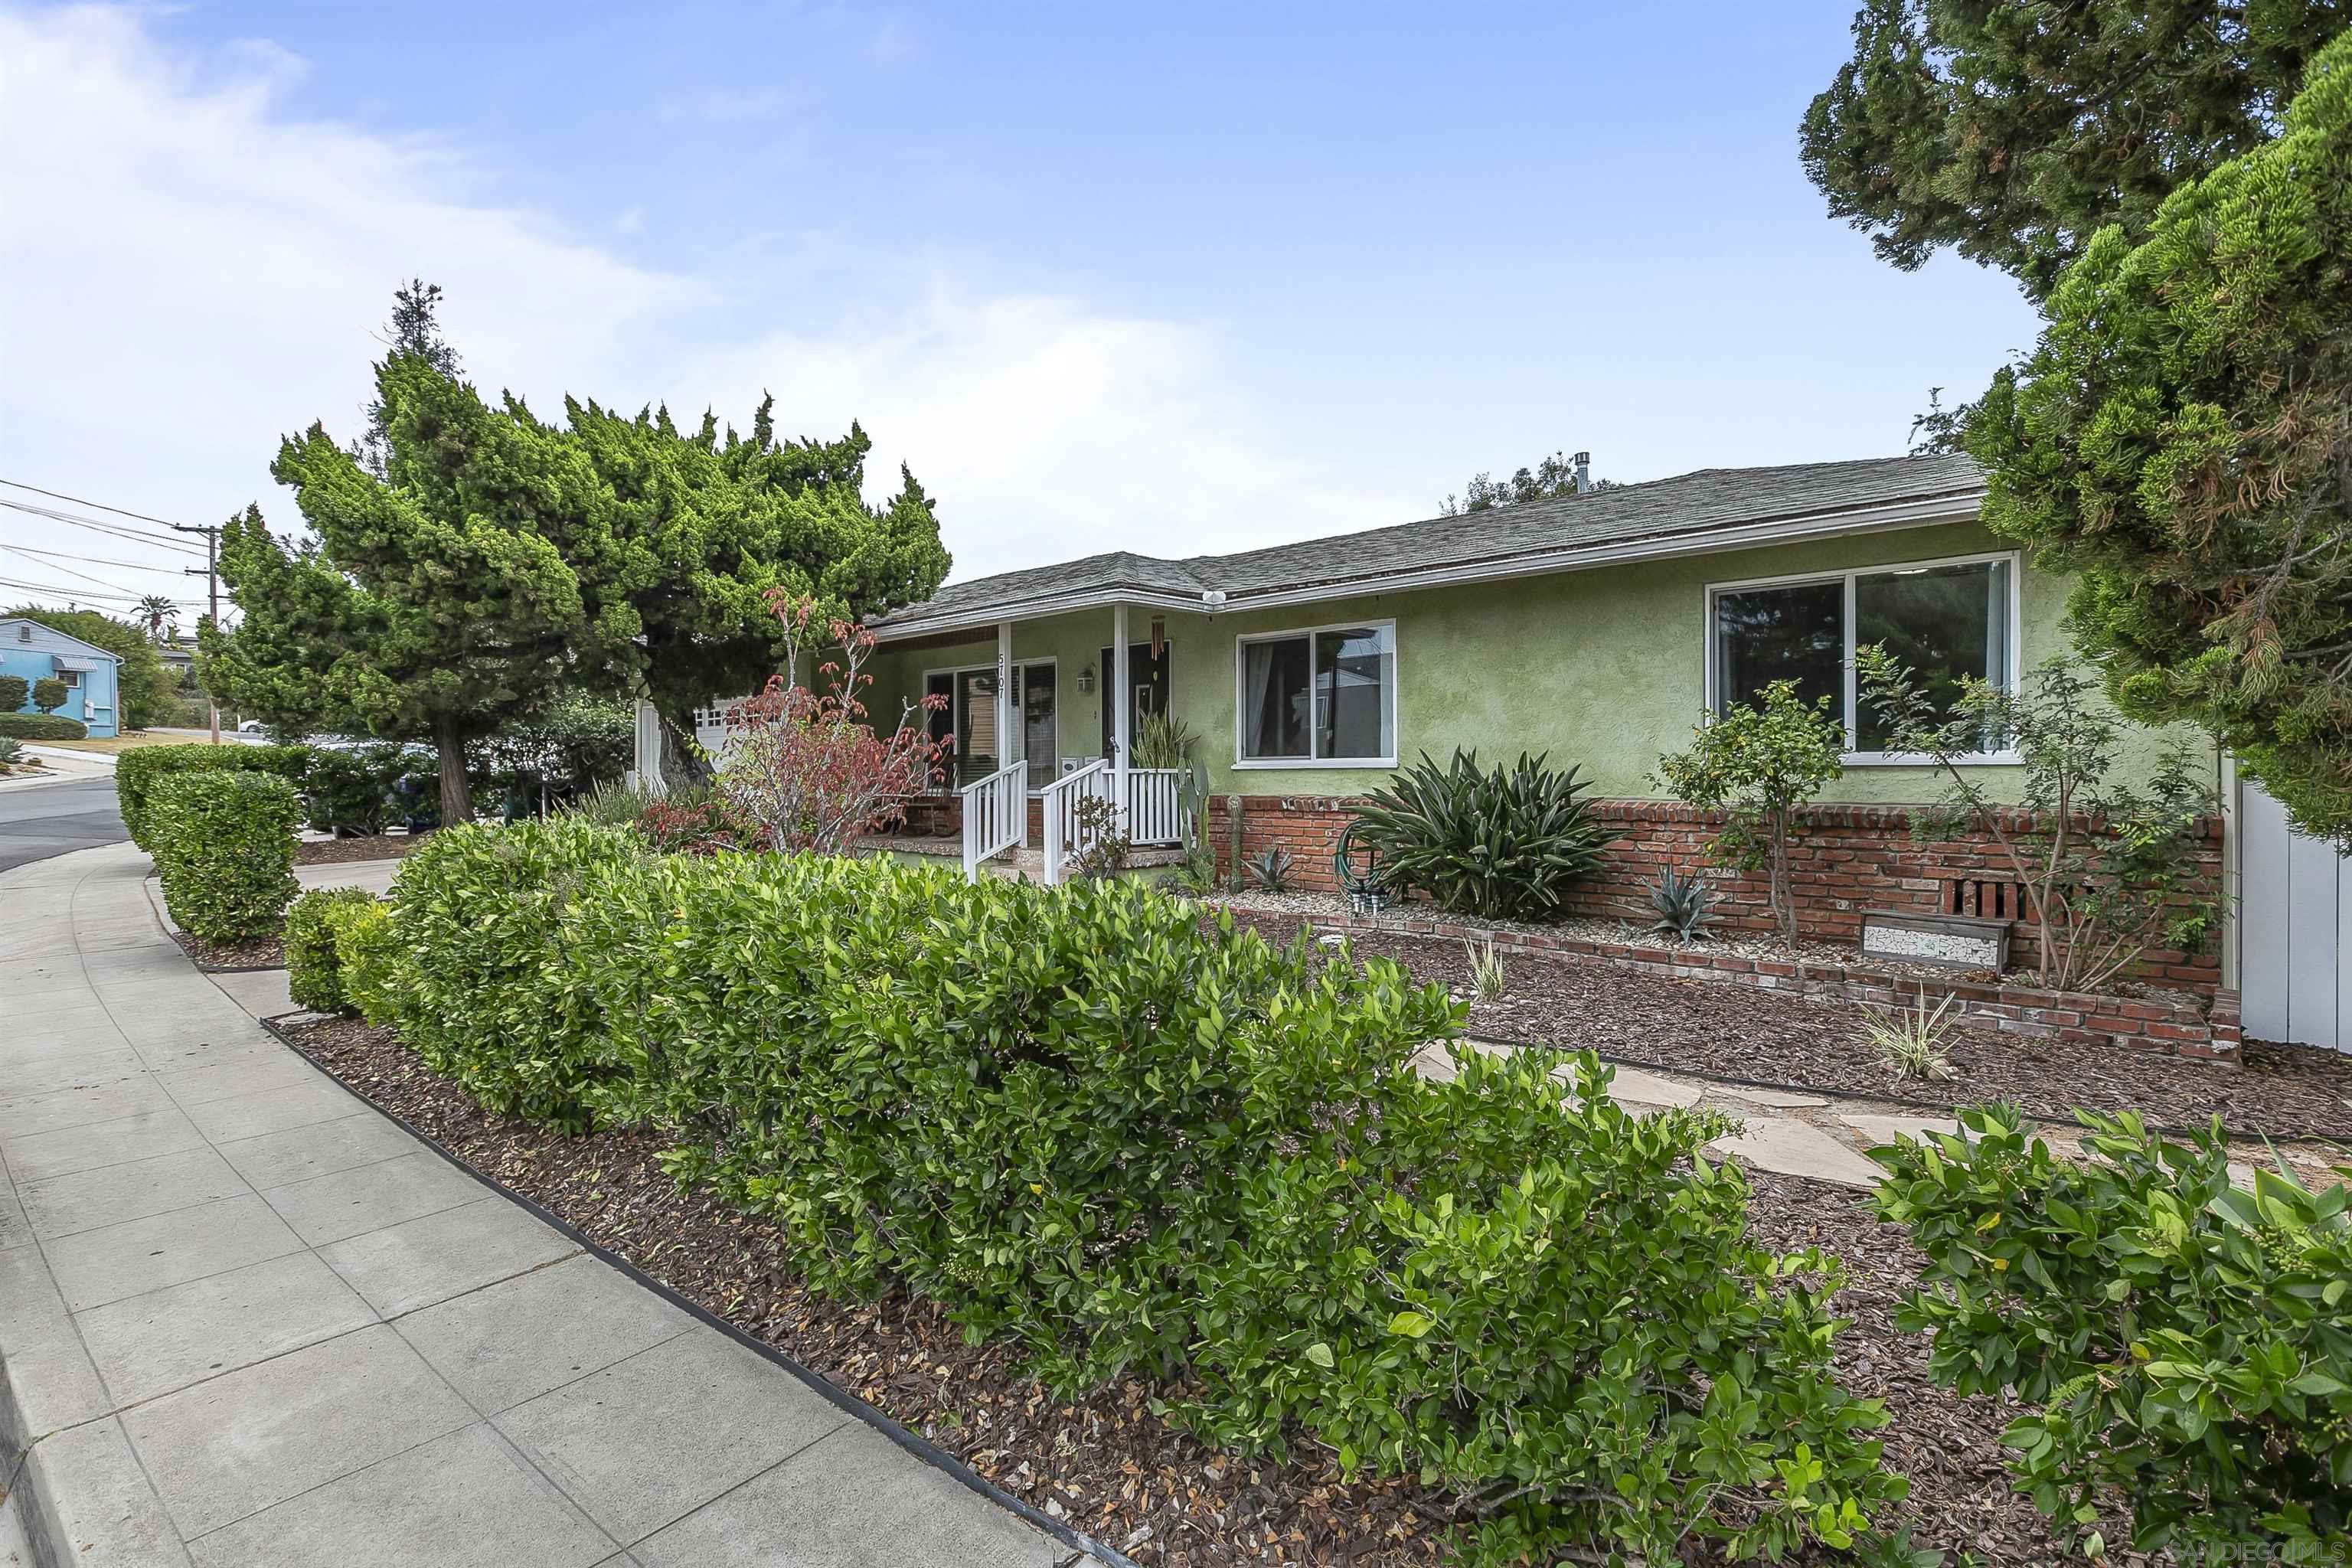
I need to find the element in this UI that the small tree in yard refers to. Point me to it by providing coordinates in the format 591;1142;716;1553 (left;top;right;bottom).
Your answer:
1858;648;2216;994
0;675;26;712
30;677;67;715
1654;681;1845;943
715;592;949;854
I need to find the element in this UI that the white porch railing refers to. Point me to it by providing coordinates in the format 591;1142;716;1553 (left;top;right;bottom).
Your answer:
960;760;1027;877
1126;768;1185;848
1037;763;1186;884
1040;760;1115;884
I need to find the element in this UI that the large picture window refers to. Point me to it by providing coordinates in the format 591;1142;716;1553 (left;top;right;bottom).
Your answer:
1236;621;1395;765
1708;555;2015;760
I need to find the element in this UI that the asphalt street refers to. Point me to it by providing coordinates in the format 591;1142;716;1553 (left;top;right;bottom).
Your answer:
0;775;129;874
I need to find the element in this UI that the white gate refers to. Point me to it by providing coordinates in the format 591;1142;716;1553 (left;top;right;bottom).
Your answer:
2238;778;2352;1050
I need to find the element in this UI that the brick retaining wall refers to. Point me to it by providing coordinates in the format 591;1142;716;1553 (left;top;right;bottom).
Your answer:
1206;794;2225;998
1282;903;2242;1063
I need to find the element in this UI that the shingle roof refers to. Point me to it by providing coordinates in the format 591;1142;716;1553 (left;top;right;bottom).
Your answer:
875;453;1984;633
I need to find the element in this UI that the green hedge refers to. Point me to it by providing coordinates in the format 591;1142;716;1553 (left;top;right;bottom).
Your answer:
0;714;88;740
285;887;381;1013
368;820;1898;1562
150;772;301;942
116;743;310;849
1873;1107;2352;1562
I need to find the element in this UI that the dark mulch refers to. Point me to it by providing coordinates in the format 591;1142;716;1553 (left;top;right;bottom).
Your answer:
293;834;418;866
169;926;283;970
283;1014;2109;1566
1231;913;2352;1142
1743;1172;2148;1566
279;1016;1445;1567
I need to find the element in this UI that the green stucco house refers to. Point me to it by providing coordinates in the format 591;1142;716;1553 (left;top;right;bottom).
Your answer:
854;452;2201;845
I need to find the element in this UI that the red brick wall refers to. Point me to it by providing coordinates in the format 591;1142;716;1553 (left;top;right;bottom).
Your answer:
1285;903;2240;1061
1206;794;2224;997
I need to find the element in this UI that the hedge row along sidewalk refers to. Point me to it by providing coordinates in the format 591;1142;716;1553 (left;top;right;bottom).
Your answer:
315;817;1908;1566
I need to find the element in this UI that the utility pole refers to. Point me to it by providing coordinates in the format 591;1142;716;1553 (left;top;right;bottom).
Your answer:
174;522;220;744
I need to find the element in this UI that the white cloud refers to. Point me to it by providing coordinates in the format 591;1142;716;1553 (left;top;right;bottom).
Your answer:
0;3;1407;612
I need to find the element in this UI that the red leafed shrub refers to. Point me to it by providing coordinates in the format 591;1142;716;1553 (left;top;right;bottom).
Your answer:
717;591;951;854
634;795;772;857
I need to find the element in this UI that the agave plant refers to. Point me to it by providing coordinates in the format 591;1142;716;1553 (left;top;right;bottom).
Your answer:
1647;867;1717;942
1246;844;1295;892
1347;750;1608;921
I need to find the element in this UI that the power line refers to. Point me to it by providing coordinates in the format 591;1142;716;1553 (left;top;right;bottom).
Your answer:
0;542;207;576
0;545;150;599
0;498;207;555
0;477;191;531
0;574;150;604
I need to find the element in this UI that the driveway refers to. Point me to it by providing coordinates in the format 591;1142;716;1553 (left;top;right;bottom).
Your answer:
0;776;127;874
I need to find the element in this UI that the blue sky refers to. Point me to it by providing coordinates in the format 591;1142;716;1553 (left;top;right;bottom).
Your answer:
0;2;2040;611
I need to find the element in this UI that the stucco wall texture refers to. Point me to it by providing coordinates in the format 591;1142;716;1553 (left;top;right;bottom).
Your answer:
862;521;2214;805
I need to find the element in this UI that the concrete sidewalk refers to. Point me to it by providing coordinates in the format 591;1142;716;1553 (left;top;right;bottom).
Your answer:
1;841;1080;1567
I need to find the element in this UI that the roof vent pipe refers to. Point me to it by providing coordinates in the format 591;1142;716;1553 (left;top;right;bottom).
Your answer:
1573;452;1592;495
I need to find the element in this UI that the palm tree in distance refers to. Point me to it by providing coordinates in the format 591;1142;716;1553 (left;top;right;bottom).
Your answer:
134;595;179;643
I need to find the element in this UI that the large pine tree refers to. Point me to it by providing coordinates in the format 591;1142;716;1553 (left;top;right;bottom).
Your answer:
202;286;950;820
1802;0;2350;299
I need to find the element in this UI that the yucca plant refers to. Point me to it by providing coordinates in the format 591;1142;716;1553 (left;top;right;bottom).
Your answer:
1863;985;1961;1081
1647;867;1717;942
1348;749;1609;920
1130;711;1198;769
1464;937;1506;1001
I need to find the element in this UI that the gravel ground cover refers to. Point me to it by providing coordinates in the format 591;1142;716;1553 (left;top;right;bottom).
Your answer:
280;1013;2156;1566
1219;909;2352;1141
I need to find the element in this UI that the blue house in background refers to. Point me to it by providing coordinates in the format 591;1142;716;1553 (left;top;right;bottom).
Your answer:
1;616;123;738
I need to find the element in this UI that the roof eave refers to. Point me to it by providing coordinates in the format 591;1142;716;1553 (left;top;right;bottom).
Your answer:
868;488;1985;640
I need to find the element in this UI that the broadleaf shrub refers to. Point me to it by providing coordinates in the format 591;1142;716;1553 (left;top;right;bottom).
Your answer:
0;713;87;740
375;818;644;1129
303;743;433;836
365;823;1900;1561
284;887;380;1013
1346;749;1609;920
1871;1106;2352;1563
149;771;301;942
334;899;398;1027
116;742;311;849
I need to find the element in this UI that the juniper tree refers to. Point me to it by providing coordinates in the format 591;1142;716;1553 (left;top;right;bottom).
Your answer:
1964;31;2352;844
1802;0;2350;299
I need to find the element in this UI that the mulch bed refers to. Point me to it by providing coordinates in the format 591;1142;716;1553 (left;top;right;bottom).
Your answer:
1742;1172;2149;1566
169;927;283;970
281;1014;2123;1566
1228;912;2352;1142
293;834;419;866
279;1016;1441;1567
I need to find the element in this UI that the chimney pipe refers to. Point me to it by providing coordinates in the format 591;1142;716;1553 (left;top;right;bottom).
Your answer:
1573;452;1592;495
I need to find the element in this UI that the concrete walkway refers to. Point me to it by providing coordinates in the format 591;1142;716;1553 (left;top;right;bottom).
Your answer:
0;842;1079;1567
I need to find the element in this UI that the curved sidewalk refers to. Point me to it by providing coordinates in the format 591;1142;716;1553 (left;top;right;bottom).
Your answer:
0;841;1079;1567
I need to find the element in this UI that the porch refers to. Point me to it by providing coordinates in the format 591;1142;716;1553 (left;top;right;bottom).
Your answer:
884;603;1190;883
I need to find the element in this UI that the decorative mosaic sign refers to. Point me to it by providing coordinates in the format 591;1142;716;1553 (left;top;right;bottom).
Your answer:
1859;910;2010;972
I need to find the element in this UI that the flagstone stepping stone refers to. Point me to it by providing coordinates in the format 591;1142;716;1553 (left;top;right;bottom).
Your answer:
1706;1118;1886;1189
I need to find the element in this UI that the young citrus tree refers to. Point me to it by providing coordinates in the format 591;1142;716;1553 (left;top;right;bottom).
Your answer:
1857;648;2215;993
1654;681;1845;942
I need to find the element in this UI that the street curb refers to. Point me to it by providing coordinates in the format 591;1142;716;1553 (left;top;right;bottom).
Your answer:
256;1011;1133;1568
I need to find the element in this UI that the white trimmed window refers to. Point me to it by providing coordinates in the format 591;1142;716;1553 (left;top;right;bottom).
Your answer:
1706;553;2018;761
1236;620;1396;766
